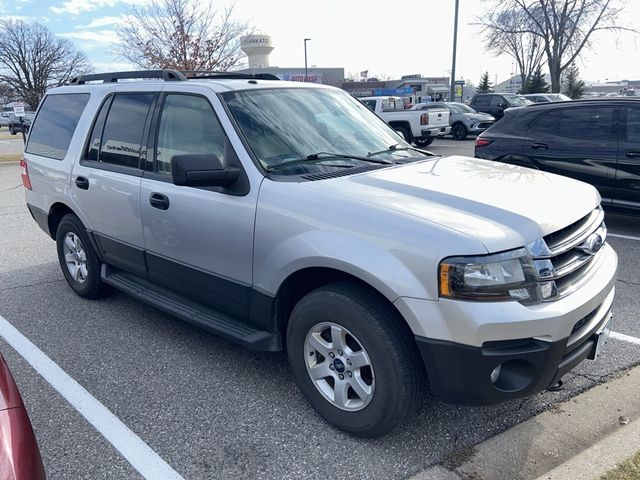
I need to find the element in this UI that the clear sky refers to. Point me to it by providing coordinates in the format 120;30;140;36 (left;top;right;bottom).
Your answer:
2;0;639;84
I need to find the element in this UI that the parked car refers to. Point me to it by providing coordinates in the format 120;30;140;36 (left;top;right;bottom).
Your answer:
474;98;640;215
0;112;11;128
524;93;572;103
8;112;35;135
469;93;532;120
23;70;617;437
0;352;46;479
359;96;450;146
412;102;495;140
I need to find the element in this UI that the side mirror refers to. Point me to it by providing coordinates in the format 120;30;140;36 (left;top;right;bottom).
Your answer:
171;154;240;187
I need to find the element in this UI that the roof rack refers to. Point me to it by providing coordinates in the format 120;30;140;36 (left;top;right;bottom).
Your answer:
69;70;187;85
182;71;281;81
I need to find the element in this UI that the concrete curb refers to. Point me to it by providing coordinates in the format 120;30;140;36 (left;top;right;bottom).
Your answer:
538;415;640;480
410;365;640;480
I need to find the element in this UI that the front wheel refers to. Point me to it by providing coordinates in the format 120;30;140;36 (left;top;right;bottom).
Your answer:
414;137;434;147
8;126;15;135
56;214;106;299
286;282;426;437
451;124;468;140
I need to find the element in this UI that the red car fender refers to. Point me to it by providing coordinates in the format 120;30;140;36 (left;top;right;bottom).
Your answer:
0;354;46;480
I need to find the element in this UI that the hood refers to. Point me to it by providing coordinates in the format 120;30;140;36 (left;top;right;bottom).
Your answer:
313;157;600;253
467;112;494;121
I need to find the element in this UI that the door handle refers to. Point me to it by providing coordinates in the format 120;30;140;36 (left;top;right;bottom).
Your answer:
531;143;549;150
625;152;640;159
75;176;89;190
149;192;170;210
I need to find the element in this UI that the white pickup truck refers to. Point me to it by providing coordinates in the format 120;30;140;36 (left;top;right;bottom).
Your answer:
360;96;451;147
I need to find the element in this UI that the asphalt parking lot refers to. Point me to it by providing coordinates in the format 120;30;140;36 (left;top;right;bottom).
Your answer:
1;154;639;479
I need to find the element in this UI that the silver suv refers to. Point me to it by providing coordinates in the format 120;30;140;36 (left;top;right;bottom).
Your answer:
23;70;618;437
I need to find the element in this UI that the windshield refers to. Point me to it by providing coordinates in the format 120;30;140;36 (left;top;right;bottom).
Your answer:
222;88;427;174
504;95;532;106
448;103;475;114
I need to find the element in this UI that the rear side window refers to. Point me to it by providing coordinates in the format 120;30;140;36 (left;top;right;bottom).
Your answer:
530;107;614;141
529;110;562;135
98;93;154;168
26;94;90;160
473;96;490;107
559;107;614;140
626;108;640;142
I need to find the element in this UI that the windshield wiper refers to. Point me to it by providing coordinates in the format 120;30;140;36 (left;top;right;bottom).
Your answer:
367;144;436;158
266;152;393;171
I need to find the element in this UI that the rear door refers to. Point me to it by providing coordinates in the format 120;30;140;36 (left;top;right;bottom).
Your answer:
615;106;640;212
524;105;618;206
471;95;491;115
71;91;157;276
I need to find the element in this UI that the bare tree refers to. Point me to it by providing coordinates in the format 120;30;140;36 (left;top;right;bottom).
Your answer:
479;0;635;92
481;7;546;92
115;0;251;72
0;20;91;110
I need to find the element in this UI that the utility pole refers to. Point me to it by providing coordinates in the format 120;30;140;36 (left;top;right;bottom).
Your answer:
449;0;460;102
304;38;311;82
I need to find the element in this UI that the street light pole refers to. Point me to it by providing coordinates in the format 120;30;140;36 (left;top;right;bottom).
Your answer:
304;38;311;82
449;0;460;102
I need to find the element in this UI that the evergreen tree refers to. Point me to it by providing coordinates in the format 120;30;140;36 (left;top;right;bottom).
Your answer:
476;72;493;94
525;66;550;93
563;64;586;99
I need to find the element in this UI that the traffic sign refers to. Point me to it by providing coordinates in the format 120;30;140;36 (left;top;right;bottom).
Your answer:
13;103;25;117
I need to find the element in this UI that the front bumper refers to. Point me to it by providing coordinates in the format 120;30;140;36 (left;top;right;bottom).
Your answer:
467;122;494;134
394;243;618;404
416;294;613;404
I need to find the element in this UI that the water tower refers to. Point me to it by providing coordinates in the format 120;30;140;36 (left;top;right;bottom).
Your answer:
240;35;274;68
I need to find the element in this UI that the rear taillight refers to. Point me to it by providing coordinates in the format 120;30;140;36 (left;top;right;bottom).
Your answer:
475;138;493;148
20;158;32;190
420;113;429;125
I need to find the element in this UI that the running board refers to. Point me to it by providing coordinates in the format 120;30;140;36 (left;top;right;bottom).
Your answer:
101;265;281;351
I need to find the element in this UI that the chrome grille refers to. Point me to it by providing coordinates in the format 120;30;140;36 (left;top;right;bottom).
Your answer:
527;207;606;301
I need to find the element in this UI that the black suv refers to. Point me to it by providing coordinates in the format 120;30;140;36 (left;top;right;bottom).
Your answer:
469;93;532;120
475;98;640;215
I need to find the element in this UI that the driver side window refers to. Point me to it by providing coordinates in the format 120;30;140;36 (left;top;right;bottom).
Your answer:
156;94;227;175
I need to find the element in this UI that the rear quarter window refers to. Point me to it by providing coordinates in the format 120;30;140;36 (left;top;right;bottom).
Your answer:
26;93;90;160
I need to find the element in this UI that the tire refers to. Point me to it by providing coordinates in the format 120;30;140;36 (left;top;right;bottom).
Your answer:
394;125;412;144
286;281;426;437
8;126;15;135
414;137;434;147
55;214;106;299
451;124;468;140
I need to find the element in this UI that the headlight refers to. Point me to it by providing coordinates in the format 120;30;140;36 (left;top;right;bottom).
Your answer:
439;248;556;304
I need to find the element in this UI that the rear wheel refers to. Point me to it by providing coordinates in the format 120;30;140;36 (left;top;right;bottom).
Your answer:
414;137;434;147
55;214;106;299
451;124;468;140
8;125;15;135
286;281;426;437
394;125;412;144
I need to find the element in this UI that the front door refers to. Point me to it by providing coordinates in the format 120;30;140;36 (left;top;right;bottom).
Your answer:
139;88;257;321
615;106;640;213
